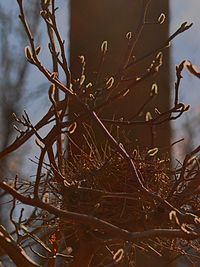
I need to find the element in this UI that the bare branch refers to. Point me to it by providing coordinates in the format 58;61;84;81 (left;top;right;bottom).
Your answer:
0;224;39;267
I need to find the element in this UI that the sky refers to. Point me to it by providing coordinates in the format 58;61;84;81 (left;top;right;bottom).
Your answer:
169;1;200;158
0;0;69;117
170;0;200;107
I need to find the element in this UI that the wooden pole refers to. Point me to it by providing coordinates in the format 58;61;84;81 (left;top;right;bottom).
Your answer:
70;1;170;151
69;2;171;265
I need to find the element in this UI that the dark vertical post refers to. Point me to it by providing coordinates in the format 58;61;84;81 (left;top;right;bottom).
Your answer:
69;1;171;265
70;0;170;150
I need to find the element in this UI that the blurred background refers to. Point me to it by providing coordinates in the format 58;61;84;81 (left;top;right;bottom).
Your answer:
0;0;200;266
170;1;200;160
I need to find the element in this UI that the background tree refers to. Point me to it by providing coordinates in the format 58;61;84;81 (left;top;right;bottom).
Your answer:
70;0;170;151
0;1;40;265
0;1;40;176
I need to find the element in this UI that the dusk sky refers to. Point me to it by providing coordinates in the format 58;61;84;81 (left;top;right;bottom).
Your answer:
170;1;200;158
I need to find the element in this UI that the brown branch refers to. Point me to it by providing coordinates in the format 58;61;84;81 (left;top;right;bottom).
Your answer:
45;1;63;169
123;0;152;69
0;224;39;267
100;104;187;126
167;144;200;200
0;182;199;243
126;22;193;70
0;101;63;160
